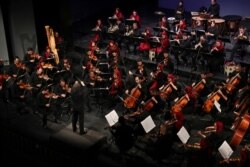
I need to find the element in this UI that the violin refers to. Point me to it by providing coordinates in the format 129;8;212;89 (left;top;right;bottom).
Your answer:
18;82;33;90
171;94;190;113
124;85;141;109
202;89;227;113
225;73;241;94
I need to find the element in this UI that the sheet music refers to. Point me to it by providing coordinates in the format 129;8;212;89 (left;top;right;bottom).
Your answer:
214;100;221;113
218;141;234;159
177;126;190;144
140;115;156;133
105;110;119;127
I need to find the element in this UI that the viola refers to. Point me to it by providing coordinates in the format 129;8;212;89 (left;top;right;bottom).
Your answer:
124;85;141;109
171;94;190;113
202;89;227;113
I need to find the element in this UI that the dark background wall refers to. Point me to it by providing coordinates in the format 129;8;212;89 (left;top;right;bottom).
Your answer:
158;0;250;18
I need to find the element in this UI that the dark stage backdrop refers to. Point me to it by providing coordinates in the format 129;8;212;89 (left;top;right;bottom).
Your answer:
158;0;250;18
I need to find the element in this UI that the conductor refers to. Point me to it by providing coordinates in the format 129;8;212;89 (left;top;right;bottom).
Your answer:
71;79;89;135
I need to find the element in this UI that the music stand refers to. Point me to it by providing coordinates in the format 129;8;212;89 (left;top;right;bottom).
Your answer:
218;36;231;46
125;19;137;26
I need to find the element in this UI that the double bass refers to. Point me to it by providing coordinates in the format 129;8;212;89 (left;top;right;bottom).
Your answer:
202;89;227;113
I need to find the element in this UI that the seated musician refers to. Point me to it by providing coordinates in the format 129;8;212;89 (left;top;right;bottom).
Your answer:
158;16;168;31
106;40;120;57
109;116;135;153
124;76;148;111
30;67;50;91
9;57;27;78
175;0;185;20
134;60;148;81
193;35;209;71
92;19;105;44
53;78;71;123
88;40;100;54
151;31;170;57
113;7;124;21
191;20;205;38
208;40;224;73
208;0;220;18
23;48;39;75
174;19;187;39
172;31;192;66
229;26;249;61
130;10;141;27
156;52;174;73
206;20;219;46
138;27;152;56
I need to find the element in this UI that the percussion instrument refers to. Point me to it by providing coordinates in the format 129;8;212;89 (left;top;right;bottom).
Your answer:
224;61;236;76
223;15;242;33
167;17;176;24
208;18;225;34
154;11;165;16
192;16;206;28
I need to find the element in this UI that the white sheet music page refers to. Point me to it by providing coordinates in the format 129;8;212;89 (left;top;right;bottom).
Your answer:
105;110;119;127
177;126;190;144
214;100;221;113
218;141;234;159
140;115;156;133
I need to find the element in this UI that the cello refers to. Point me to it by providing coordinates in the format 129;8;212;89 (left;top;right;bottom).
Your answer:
123;85;141;109
202;89;227;113
192;79;206;97
225;73;241;94
230;114;250;148
159;81;177;100
171;94;190;113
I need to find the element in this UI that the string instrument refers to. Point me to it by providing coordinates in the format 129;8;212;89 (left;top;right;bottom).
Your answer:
123;85;141;109
230;114;250;148
171;94;190;113
192;79;206;97
202;89;227;113
225;73;241;94
159;82;177;100
109;77;122;96
42;63;56;69
45;25;59;64
18;82;33;90
124;96;158;118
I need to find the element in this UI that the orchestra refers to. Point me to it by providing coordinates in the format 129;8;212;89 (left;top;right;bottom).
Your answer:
2;3;250;167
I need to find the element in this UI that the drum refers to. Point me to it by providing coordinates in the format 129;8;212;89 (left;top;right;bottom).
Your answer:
208;18;225;34
192;16;205;28
167;17;176;24
223;15;242;33
149;50;156;61
224;62;236;76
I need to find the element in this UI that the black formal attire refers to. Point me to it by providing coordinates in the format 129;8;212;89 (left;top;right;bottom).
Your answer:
208;3;220;18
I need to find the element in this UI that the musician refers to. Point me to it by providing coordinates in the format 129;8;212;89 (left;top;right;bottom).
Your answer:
229;26;249;61
8;57;26;78
113;7;124;21
206;20;219;46
138;27;152;56
153;31;170;56
192;20;205;37
54;31;65;57
240;144;250;167
30;67;50;93
208;0;220;18
109;116;134;153
158;16;168;30
106;40;120;57
208;40;225;73
175;0;185;20
134;60;148;80
71;80;88;135
92;19;105;44
130;10;141;27
53;78;71;123
174;19;187;39
157;52;174;73
172;31;192;66
23;48;38;75
123;25;134;53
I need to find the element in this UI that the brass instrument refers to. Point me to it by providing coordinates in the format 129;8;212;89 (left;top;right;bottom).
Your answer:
45;25;59;64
